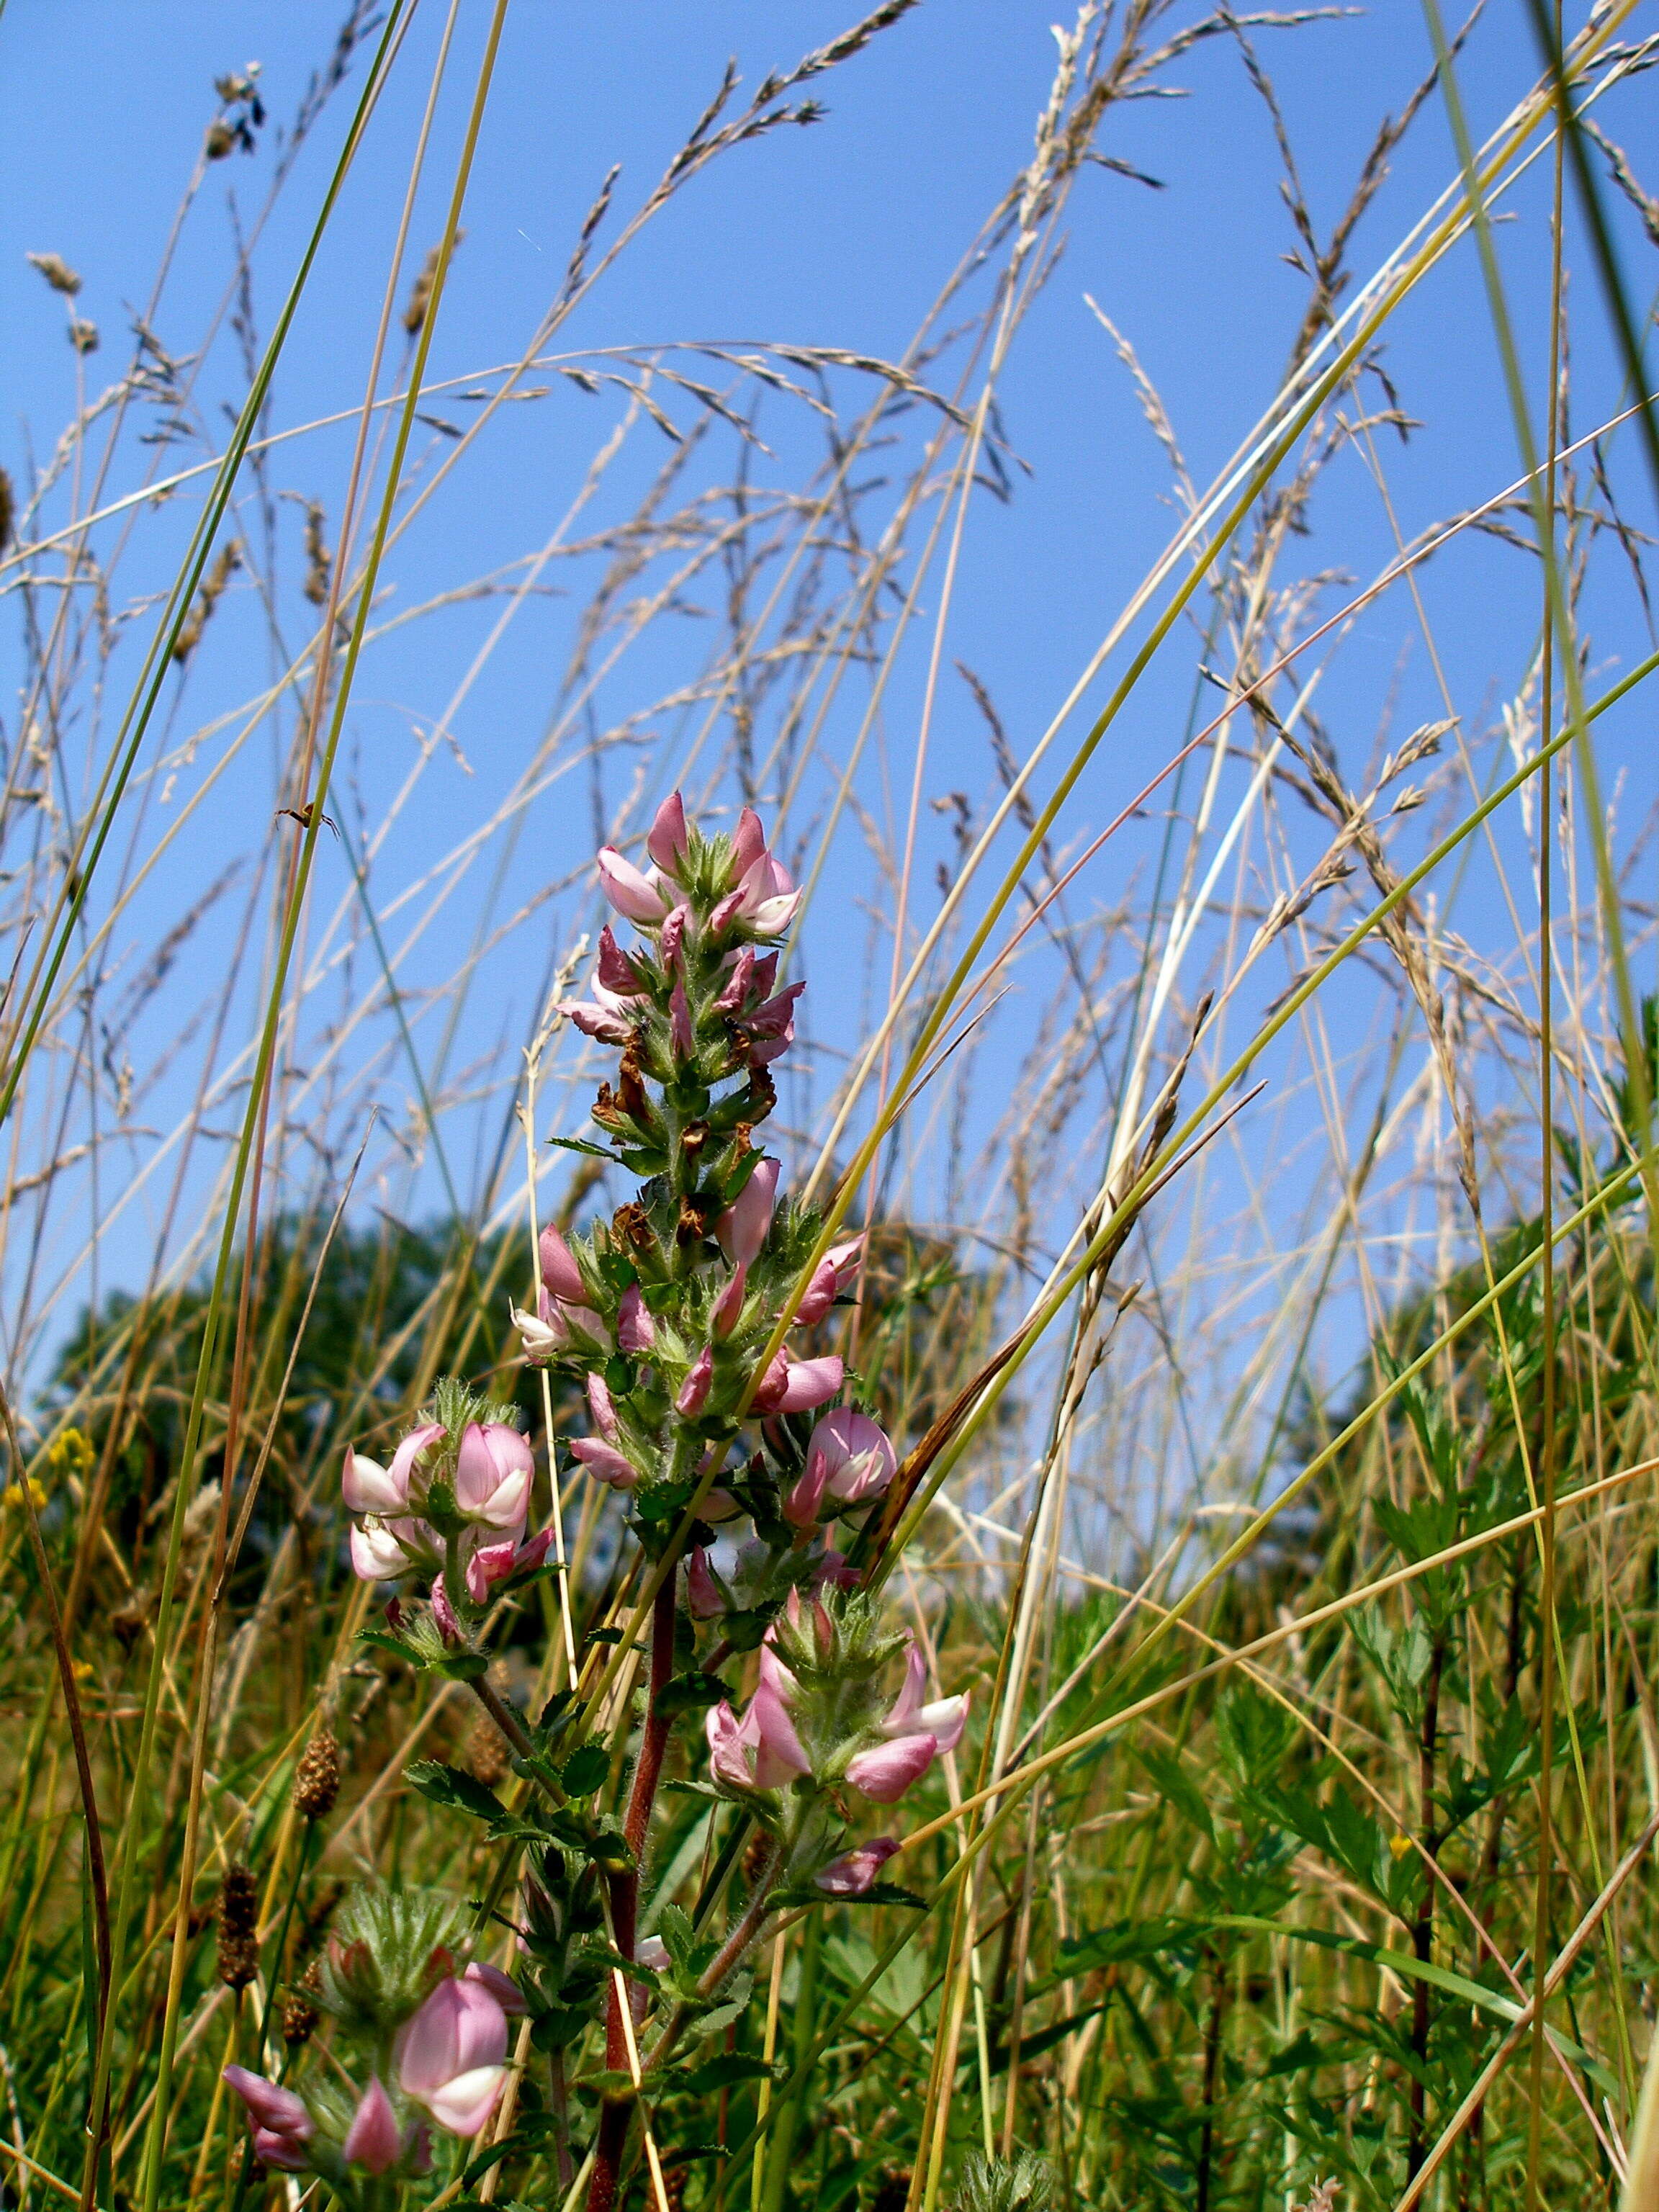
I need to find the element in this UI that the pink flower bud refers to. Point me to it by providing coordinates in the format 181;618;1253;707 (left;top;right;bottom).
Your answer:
659;903;691;974
596;845;668;925
730;806;767;881
618;1282;656;1353
711;1262;747;1339
714;946;755;1012
686;1547;724;1619
675;1344;714;1417
716;1157;779;1267
647;792;690;876
431;1577;462;1642
752;1349;843;1415
454;1422;534;1530
595;926;645;996
845;1733;939;1803
539;1226;588;1307
343;2078;402;2175
669;979;696;1061
223;2067;314;2171
586;1371;619;1442
782;1457;829;1529
793;1237;864;1327
814;1838;900;1897
569;1437;641;1490
395;1976;508;2139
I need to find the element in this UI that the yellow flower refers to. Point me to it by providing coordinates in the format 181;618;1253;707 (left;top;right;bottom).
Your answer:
1388;1830;1413;1861
2;1477;47;1513
48;1428;95;1479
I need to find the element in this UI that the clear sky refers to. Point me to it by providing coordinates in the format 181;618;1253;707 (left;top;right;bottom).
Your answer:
2;1;1655;1455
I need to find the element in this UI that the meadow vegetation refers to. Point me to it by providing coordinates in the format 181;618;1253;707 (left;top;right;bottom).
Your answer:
2;4;1658;2209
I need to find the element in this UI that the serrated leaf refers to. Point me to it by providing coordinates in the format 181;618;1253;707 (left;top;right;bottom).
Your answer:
559;1744;611;1798
548;1135;624;1162
657;1670;728;1717
356;1627;410;1658
406;1760;505;1825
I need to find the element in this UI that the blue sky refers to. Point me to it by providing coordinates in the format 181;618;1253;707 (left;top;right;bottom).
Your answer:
3;0;1655;1452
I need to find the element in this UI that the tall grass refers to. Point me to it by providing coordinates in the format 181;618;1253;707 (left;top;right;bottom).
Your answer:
2;2;1658;2208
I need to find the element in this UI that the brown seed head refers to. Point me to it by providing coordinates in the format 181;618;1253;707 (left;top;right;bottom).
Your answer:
281;1961;323;2048
217;1864;260;1990
293;1730;341;1820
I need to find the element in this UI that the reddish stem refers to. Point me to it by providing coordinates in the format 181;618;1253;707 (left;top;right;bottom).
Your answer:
588;1568;679;2212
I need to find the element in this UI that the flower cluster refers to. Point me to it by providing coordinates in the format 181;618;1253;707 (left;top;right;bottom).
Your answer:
224;1891;522;2185
341;1380;552;1622
333;796;969;2209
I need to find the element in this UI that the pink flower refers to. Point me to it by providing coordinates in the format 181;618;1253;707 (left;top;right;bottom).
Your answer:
464;1526;553;1603
844;1644;968;1803
561;994;634;1046
569;1437;642;1490
814;1838;900;1897
882;1642;968;1754
618;1282;657;1353
686;1547;724;1619
675;1344;714;1417
539;1226;588;1307
647;792;690;877
805;1408;896;1511
670;980;696;1060
396;1977;509;2139
350;1516;438;1583
224;2067;314;2171
705;1655;811;1794
343;2078;402;2175
716;1158;779;1267
511;1288;606;1362
793;1237;864;1326
744;981;806;1066
463;1961;528;2014
752;1349;843;1415
596;845;668;925
342;1423;443;1515
455;1422;534;1530
713;850;801;938
814;1547;861;1591
586;1372;619;1442
634;1934;671;1974
596;927;646;996
711;1262;747;1339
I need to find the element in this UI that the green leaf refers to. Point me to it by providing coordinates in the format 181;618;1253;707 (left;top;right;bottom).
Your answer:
656;1670;728;1717
548;1135;624;1162
406;1759;508;1824
682;2053;777;2094
356;1627;410;1658
559;1744;611;1798
585;1627;626;1646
